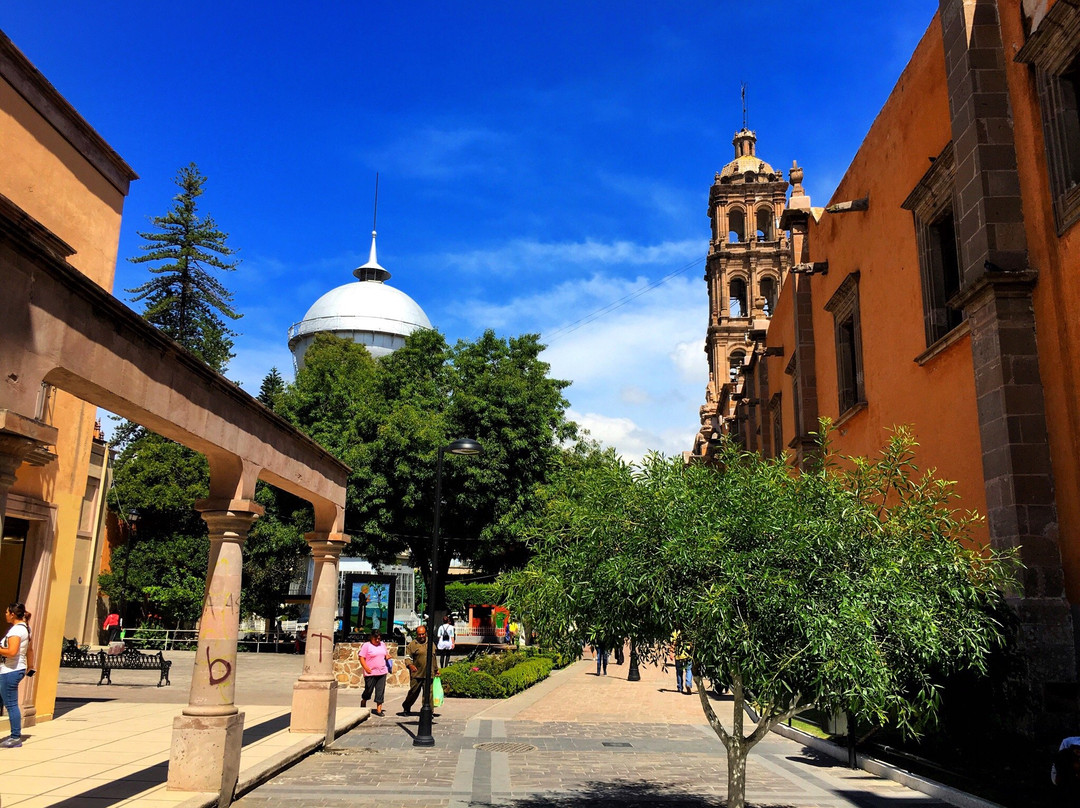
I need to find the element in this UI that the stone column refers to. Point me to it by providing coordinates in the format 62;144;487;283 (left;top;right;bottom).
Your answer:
291;532;349;742
168;499;262;799
939;0;1077;734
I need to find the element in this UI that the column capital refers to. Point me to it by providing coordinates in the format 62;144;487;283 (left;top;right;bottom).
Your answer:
303;532;351;559
196;502;263;541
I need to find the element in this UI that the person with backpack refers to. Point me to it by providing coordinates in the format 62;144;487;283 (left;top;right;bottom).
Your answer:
0;602;33;748
436;615;455;668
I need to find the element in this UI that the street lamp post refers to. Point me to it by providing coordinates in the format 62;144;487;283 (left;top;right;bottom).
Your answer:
627;638;641;681
414;438;482;747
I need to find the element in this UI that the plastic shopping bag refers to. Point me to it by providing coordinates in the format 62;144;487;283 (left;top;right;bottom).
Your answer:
432;675;444;707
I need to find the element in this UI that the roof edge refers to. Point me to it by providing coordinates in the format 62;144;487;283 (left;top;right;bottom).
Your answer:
0;28;139;196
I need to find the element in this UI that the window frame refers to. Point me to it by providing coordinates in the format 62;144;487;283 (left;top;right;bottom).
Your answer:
902;143;965;349
1017;2;1080;234
823;270;866;418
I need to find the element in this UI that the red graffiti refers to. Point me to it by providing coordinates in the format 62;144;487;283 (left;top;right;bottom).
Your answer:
311;632;332;663
206;646;232;685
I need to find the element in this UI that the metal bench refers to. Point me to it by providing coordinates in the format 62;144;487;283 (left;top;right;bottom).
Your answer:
98;648;172;687
59;640;172;687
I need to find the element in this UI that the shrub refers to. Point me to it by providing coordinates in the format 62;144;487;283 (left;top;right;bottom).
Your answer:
439;664;505;698
472;650;524;677
444;582;502;615
498;657;554;696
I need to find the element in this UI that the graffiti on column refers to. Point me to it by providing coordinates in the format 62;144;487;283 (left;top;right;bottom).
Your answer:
310;632;332;663
206;645;232;685
204;592;237;618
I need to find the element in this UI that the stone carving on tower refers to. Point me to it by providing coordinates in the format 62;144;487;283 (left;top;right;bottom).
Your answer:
692;128;790;457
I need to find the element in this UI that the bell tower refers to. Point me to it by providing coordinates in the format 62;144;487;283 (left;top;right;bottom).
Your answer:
695;127;791;451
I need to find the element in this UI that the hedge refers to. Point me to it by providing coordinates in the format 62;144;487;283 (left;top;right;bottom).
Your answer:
497;656;553;696
439;665;504;698
444;582;502;615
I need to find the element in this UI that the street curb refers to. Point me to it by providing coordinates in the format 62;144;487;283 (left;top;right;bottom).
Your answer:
174;707;371;808
767;722;1005;808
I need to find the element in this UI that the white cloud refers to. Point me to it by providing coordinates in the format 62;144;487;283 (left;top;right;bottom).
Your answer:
440;237;706;276
367;126;511;180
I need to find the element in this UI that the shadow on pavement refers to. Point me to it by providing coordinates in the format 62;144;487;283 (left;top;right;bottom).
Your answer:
491;779;793;807
53;696;115;718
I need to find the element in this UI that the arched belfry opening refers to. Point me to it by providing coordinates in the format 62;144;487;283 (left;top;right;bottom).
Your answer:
729;278;748;318
760;276;778;316
756;207;774;241
728;209;746;243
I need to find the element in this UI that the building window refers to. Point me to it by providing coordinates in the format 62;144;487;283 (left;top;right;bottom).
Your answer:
824;271;865;417
1017;2;1080;233
785;353;802;442
902;143;964;347
769;393;783;458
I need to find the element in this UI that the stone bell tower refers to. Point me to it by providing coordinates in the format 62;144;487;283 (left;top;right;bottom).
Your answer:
695;128;791;450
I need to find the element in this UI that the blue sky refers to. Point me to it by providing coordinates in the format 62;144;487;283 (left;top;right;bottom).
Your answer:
3;3;939;461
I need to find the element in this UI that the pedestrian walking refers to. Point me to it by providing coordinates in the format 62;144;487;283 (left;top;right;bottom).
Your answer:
614;639;625;665
0;603;33;748
399;625;438;716
358;629;390;717
436;615;455;669
102;611;120;644
595;643;608;676
671;629;692;693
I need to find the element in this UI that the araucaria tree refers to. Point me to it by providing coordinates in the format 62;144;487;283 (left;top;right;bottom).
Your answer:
502;428;1016;808
126;162;241;372
105;164;250;626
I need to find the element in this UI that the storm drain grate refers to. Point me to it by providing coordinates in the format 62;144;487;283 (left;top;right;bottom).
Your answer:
602;742;632;747
474;742;537;753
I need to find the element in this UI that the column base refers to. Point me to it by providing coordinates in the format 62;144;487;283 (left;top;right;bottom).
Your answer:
290;678;337;743
168;711;245;803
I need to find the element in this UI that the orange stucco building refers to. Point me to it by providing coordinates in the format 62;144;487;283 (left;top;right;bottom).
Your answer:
693;0;1080;732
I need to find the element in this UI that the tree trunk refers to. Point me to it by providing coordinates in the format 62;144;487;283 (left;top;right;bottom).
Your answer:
727;743;748;808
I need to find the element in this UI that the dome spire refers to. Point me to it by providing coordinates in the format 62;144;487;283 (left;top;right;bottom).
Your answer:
354;172;391;282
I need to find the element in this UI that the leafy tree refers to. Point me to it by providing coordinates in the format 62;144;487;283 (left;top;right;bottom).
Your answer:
126;162;241;373
280;328;576;610
502;427;1016;808
102;433;211;625
241;483;311;630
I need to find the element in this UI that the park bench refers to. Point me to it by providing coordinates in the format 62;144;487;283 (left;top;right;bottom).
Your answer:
59;640;172;687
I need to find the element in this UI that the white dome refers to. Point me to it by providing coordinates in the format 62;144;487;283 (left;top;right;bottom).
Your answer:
288;279;431;366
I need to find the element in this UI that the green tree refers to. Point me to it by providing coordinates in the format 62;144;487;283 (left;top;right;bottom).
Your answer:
102;433;210;625
502;428;1016;808
126;162;241;373
241;484;311;630
280;328;576;611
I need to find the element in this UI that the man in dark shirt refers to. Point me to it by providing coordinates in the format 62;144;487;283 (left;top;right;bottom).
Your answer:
399;625;438;716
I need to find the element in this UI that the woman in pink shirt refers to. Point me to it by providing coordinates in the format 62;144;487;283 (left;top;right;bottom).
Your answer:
358;629;390;716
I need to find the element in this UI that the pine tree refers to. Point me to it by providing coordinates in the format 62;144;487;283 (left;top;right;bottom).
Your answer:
258;367;287;411
127;163;241;372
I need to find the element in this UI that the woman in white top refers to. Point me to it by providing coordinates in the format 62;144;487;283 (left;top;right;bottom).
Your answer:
0;602;32;748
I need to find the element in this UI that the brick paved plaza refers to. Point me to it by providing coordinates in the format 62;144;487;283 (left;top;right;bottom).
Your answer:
233;654;953;808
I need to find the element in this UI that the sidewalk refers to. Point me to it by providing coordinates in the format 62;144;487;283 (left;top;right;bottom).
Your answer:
234;655;995;808
0;651;369;807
